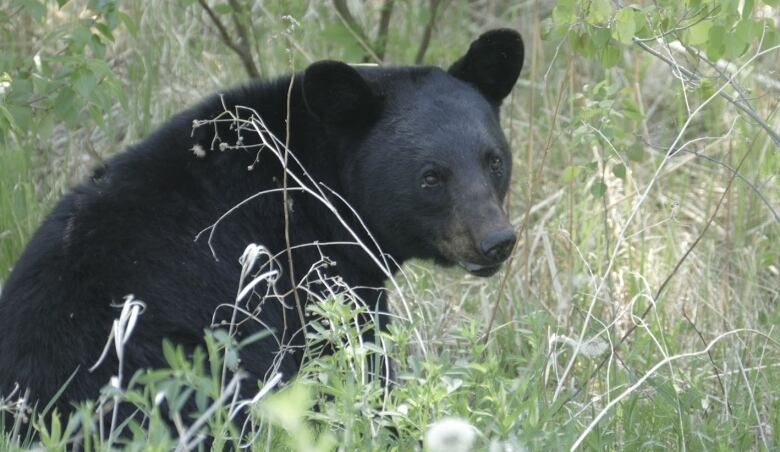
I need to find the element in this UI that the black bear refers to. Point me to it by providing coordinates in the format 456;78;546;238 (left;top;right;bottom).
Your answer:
0;29;523;424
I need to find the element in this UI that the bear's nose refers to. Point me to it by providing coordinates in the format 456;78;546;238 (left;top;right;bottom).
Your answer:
480;227;517;263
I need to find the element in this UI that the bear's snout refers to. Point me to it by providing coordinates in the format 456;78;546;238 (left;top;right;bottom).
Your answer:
479;226;516;263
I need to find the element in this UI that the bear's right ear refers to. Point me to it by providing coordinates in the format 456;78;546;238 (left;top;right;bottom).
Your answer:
302;60;377;126
448;29;524;105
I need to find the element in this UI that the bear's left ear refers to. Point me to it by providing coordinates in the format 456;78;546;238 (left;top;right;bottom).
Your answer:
303;60;378;126
448;29;524;104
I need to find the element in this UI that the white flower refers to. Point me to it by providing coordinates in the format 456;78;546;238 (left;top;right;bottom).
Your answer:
425;417;477;452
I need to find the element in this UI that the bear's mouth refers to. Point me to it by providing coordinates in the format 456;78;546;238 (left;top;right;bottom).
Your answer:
460;261;503;277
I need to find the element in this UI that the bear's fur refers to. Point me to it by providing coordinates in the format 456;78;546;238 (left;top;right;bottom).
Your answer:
0;29;523;422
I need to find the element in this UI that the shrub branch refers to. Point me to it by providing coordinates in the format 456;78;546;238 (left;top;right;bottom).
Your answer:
198;0;261;78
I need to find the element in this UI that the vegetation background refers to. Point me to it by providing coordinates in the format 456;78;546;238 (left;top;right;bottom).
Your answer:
0;0;778;450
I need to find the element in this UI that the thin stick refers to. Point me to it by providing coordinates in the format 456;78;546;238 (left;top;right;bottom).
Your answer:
559;128;760;411
414;0;446;64
197;0;260;78
374;0;395;61
635;39;780;148
552;44;780;403
681;308;732;415
484;40;565;345
570;329;779;451
282;70;307;347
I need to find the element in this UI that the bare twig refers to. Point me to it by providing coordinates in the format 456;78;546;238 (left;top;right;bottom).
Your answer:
198;0;260;78
570;329;779;451
332;0;381;63
484;53;565;346
415;0;446;64
634;39;780;148
681;308;732;415
681;148;780;223
282;68;307;347
558;130;760;411
552;44;780;403
228;0;258;72
374;0;395;61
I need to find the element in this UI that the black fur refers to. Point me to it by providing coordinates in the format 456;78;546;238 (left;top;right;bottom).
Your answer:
0;29;524;425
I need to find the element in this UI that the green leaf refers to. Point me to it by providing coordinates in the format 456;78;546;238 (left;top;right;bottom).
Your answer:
83;58;115;78
93;22;115;42
162;339;178;368
587;0;613;24
590;180;608;197
706;25;726;60
7;104;33;132
552;0;576;25
88;104;106;130
622;98;643;122
725;19;752;57
0;105;18;132
591;26;612;48
687;20;712;46
8;79;32;104
613;8;636;44
37;113;54;141
116;11;138;36
562;165;582;183
68;24;92;50
599;44;621;68
742;0;755;18
73;71;97;100
612;163;627;180
572;31;596;57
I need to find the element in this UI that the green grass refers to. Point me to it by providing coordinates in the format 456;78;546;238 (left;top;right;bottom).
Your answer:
1;1;779;450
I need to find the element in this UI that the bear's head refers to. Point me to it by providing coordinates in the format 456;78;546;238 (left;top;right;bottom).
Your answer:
303;29;524;277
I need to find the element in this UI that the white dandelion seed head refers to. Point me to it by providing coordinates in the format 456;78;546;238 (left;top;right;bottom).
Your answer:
425;417;477;452
190;144;206;159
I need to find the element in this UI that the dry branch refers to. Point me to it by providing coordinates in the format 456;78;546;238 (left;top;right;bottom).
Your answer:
374;0;395;61
332;0;382;62
635;38;780;149
198;0;260;78
415;0;447;64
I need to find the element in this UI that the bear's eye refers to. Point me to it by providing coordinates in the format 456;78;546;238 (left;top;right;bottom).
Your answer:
489;156;503;173
422;171;441;187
